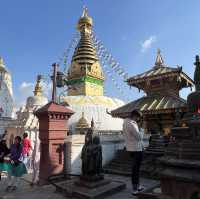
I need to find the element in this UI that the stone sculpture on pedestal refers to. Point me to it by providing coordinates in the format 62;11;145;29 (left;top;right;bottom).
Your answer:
81;128;103;180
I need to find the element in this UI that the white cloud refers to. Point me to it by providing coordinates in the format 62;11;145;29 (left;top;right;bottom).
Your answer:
15;82;35;108
19;82;34;92
141;35;157;52
14;80;57;110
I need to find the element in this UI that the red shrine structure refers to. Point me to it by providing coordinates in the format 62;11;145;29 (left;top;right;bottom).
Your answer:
35;64;74;184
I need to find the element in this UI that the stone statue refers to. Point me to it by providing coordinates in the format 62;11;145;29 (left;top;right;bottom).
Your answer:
92;136;103;175
81;128;103;178
81;128;93;175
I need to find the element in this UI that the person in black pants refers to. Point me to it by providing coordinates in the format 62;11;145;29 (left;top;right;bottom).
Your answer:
130;151;143;192
123;110;144;195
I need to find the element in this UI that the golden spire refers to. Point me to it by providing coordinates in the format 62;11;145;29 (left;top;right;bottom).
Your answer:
34;75;42;96
0;57;4;66
76;112;89;129
155;49;164;67
77;6;93;34
0;56;7;73
67;7;104;96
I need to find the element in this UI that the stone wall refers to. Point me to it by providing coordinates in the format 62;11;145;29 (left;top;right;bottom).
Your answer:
65;134;125;174
0;117;13;136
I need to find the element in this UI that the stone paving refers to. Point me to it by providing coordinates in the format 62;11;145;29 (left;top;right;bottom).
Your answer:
0;174;159;199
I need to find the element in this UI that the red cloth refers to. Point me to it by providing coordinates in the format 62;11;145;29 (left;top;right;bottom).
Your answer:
22;138;32;155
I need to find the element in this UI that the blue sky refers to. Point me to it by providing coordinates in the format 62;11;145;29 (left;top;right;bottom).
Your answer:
0;0;199;107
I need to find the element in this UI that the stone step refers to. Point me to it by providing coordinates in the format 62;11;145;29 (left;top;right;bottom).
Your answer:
104;168;131;176
104;164;131;171
110;159;132;164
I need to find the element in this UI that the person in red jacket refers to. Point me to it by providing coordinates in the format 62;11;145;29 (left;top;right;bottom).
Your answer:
22;133;32;168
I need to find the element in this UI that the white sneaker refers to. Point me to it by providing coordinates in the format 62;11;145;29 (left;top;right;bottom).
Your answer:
132;190;139;196
138;185;144;191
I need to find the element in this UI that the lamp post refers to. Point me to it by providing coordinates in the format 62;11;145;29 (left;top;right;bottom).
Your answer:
51;63;58;103
51;63;69;103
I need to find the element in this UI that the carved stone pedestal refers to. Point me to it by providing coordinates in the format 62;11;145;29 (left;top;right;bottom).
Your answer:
53;127;126;199
54;176;126;199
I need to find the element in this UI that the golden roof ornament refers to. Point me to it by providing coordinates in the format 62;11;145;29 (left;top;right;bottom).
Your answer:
34;75;43;96
76;112;89;129
77;6;93;34
0;57;4;66
67;7;104;96
155;49;164;68
0;56;7;73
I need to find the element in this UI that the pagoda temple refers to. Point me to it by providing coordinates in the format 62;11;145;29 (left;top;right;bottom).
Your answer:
111;49;194;135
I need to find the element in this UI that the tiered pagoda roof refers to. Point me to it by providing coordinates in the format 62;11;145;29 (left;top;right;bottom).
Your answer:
127;49;193;92
111;94;187;118
111;50;194;118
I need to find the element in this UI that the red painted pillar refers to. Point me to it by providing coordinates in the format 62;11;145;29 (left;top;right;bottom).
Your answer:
35;102;74;184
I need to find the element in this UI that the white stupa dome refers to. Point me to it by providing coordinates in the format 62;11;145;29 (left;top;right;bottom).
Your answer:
26;95;48;110
26;75;48;110
62;95;125;133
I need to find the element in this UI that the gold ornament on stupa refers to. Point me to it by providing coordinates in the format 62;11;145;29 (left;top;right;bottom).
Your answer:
154;49;164;68
77;6;93;33
75;112;90;134
76;112;89;129
67;7;104;96
0;57;6;73
0;57;4;66
34;75;43;96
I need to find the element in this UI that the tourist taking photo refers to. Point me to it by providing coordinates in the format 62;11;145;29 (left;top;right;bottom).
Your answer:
123;110;144;195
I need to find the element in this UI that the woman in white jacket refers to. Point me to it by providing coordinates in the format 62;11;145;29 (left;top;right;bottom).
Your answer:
123;110;144;195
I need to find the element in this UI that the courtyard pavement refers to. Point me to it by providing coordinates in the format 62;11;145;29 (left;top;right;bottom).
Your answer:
0;174;159;199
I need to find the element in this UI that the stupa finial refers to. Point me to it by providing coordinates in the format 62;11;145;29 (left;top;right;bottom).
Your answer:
34;75;43;96
82;6;88;18
77;6;93;33
155;48;164;67
0;57;4;66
